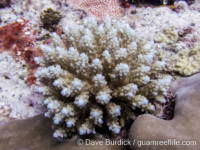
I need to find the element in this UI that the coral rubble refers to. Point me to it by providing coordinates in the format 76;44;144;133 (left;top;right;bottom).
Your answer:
153;24;199;76
169;40;200;75
125;1;200;42
34;16;172;138
0;102;12;122
154;26;179;44
0;52;44;121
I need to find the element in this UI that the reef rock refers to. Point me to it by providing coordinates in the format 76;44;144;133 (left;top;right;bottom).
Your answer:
0;114;129;150
129;73;200;150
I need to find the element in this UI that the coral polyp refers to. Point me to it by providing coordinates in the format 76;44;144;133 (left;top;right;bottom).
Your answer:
34;16;172;139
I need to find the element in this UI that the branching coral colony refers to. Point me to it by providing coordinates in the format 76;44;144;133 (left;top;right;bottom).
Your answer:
34;16;173;139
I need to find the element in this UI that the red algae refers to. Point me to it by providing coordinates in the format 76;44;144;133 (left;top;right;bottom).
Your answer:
0;19;67;85
0;19;43;85
24;47;44;85
1;21;26;49
0;19;33;57
121;1;131;8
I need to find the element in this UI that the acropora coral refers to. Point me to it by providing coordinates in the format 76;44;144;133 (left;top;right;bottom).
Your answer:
34;16;172;139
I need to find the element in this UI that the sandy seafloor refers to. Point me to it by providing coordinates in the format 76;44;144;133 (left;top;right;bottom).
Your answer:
0;0;200;141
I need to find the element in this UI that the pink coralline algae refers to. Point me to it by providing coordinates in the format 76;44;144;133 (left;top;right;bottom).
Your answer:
67;0;124;21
